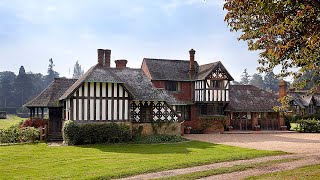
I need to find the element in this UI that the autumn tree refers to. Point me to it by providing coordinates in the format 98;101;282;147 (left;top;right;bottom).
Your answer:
224;0;320;91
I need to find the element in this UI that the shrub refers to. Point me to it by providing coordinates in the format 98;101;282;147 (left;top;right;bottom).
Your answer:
18;127;39;142
0;125;39;144
297;118;320;133
63;121;132;145
134;134;183;144
21;118;48;128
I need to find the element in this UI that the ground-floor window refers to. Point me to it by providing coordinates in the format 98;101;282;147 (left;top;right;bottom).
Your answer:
199;103;224;116
176;105;191;121
140;103;153;122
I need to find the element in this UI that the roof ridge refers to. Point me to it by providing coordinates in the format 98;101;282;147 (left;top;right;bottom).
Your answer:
144;58;190;62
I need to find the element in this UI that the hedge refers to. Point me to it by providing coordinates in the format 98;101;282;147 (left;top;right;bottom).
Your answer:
297;118;320;133
0;125;39;144
63;121;132;145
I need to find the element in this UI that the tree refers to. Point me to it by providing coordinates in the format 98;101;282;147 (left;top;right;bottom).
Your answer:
224;0;320;90
264;72;279;93
44;58;59;86
14;66;33;106
72;61;84;79
250;73;265;90
240;69;251;85
0;71;16;108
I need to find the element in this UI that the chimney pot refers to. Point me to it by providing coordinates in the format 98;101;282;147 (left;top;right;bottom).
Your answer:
115;59;128;68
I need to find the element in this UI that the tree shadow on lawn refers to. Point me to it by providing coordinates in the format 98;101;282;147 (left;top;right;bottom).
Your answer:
75;141;219;154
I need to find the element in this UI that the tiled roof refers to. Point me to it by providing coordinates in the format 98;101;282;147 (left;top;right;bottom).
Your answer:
226;85;278;112
24;78;77;108
288;91;320;108
142;58;199;81
143;58;233;81
60;65;182;105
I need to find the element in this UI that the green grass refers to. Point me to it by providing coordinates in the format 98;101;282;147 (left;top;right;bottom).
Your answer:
246;163;320;180
155;158;299;180
0;141;285;179
0;114;25;129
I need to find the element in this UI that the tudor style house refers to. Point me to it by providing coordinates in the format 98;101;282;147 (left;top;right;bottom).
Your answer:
287;90;320;115
25;48;285;139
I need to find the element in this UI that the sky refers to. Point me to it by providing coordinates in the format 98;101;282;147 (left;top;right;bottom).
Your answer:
0;0;262;81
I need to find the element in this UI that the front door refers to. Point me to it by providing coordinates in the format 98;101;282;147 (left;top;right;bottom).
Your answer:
49;108;63;134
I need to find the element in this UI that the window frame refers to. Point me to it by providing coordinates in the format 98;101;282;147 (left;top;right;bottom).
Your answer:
176;105;191;121
165;81;180;92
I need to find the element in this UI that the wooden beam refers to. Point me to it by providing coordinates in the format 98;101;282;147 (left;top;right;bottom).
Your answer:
76;89;79;120
93;82;96;120
82;85;85;120
87;82;90;120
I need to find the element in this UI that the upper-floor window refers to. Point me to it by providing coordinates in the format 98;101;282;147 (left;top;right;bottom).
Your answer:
165;81;180;92
211;80;223;88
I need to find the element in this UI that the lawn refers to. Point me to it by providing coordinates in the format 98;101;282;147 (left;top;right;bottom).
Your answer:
0;114;25;129
246;164;320;180
0;141;285;179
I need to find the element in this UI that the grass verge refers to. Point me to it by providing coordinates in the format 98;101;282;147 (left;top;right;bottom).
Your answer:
246;163;320;180
0;141;285;179
0;114;24;129
155;158;299;180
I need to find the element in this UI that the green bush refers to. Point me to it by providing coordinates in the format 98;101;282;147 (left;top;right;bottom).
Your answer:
297;118;320;133
134;134;183;144
63;121;132;145
0;125;39;144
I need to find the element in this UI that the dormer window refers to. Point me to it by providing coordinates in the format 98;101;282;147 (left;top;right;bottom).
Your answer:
165;81;180;92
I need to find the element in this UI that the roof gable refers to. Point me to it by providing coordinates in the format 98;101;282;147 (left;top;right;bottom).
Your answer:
197;61;234;80
60;65;182;104
25;78;77;108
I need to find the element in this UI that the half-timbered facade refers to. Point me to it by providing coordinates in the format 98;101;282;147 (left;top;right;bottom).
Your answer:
26;48;285;138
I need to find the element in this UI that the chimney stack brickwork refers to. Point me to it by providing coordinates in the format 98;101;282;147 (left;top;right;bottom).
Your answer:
278;79;287;129
115;59;128;68
97;49;111;67
278;79;287;99
189;49;196;79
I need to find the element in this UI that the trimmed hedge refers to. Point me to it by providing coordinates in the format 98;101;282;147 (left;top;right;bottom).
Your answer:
63;121;132;145
134;134;183;144
297;118;320;133
0;125;39;144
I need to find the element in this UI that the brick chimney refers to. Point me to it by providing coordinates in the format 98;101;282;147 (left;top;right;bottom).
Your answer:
97;49;111;67
278;79;287;99
189;49;196;79
115;59;128;68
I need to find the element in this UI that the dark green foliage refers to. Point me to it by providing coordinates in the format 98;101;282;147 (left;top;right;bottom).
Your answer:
297;119;320;133
288;114;320;123
284;117;291;131
132;125;143;139
134;134;183;144
0;125;39;143
62;121;132;145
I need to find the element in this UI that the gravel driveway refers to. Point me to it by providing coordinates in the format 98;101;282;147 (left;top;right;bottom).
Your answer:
185;133;320;154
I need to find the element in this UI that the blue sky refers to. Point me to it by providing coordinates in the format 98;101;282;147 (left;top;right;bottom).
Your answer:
0;0;262;81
